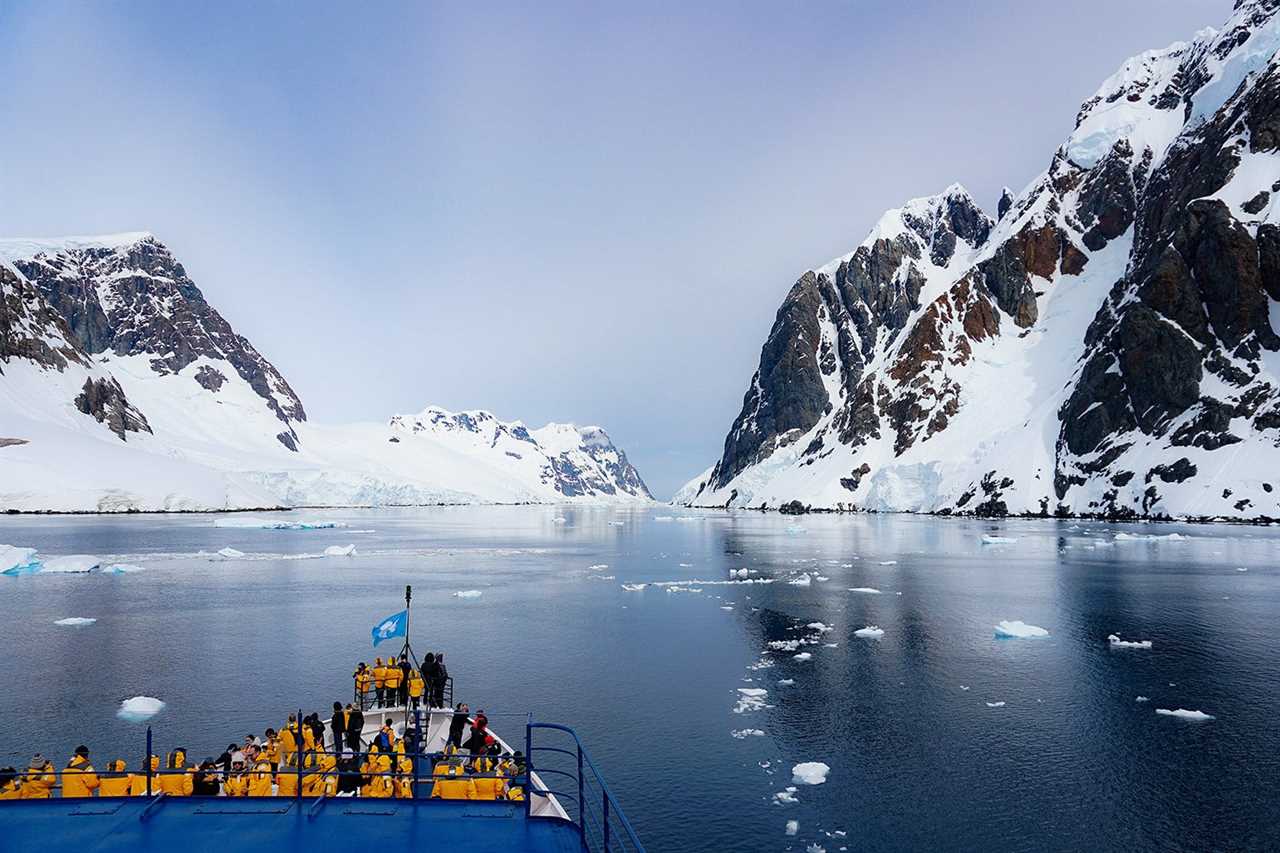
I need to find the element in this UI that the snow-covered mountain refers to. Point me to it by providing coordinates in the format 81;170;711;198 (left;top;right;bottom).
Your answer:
681;0;1280;521
0;235;651;511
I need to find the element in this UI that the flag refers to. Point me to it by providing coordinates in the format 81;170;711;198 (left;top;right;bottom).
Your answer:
371;609;407;647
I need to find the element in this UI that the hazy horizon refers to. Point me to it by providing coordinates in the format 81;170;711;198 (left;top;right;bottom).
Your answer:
0;0;1226;497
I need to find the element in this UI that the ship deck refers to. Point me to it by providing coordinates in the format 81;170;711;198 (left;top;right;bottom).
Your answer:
0;795;584;853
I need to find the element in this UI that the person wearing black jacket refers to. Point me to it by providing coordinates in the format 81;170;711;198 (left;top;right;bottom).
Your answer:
447;703;469;750
346;704;364;752
431;652;449;708
398;655;412;707
336;751;361;794
330;702;346;753
192;759;221;796
308;714;325;748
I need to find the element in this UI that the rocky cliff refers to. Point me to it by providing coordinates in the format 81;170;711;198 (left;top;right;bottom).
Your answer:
683;0;1280;521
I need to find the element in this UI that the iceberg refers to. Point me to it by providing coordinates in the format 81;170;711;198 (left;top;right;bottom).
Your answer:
994;620;1049;639
213;517;346;530
117;696;165;722
620;583;647;592
452;590;483;599
785;820;799;836
793;652;813;661
848;587;882;594
981;535;1018;545
102;563;146;574
734;687;769;713
0;545;41;576
324;544;357;557
1107;633;1153;649
854;626;885;639
216;547;245;559
54;617;97;626
40;555;100;573
791;762;830;785
1156;708;1214;721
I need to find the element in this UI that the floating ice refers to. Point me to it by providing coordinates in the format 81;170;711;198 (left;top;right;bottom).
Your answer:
789;574;812;587
878;560;897;566
807;844;826;853
960;685;970;691
772;787;799;805
986;701;1006;708
734;688;769;713
807;622;832;633
324;544;357;557
102;563;146;574
994;620;1049;639
731;728;765;739
452;590;483;599
792;762;830;785
1236;567;1249;572
552;517;568;524
981;535;1018;545
213;518;345;530
665;585;702;593
848;587;882;594
216;547;245;559
1107;633;1152;649
0;545;40;576
117;696;165;722
769;639;803;651
589;564;609;570
40;555;100;573
1113;532;1188;542
620;583;647;592
1135;696;1150;703
1156;708;1214;721
54;617;97;626
814;575;829;582
854;626;885;639
785;820;799;836
793;652;813;661
823;642;839;648
720;605;734;611
778;678;795;686
653;516;674;522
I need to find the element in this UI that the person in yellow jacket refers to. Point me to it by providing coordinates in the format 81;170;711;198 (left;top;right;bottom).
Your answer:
278;718;299;764
354;663;372;702
300;749;323;797
129;755;161;796
407;668;425;710
260;732;280;772
222;755;249;797
393;741;414;799
316;749;338;797
470;756;506;801
372;657;387;706
359;746;394;798
276;753;301;798
97;760;130;797
247;758;274;797
0;767;22;799
383;661;403;707
158;749;193;797
20;755;56;799
430;763;475;800
62;746;100;798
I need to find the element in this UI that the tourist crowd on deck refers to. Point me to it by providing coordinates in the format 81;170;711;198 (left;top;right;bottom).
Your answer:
0;654;525;802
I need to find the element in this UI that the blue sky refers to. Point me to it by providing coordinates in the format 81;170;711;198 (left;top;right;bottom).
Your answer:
0;1;1224;497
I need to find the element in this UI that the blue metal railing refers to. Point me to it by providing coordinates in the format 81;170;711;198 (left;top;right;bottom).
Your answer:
526;722;645;853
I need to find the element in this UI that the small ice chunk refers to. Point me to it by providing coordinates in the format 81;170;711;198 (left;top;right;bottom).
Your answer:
792;762;830;785
878;560;897;566
324;544;357;557
788;574;812;586
814;575;829;582
216;547;245;559
1107;633;1152;649
589;564;609;570
620;583;647;592
1236;567;1248;572
654;516;674;522
552;517;568;524
102;563;145;574
772;786;799;805
807;844;826;853
778;678;795;686
994;620;1049;639
986;701;1006;708
1156;708;1214;721
793;652;813;661
39;555;100;573
453;590;483;599
118;696;165;722
981;535;1018;545
54;617;97;626
854;626;885;639
823;642;839;648
720;605;734;611
959;685;970;691
807;622;832;632
1113;532;1188;542
1135;696;1150;702
848;587;881;594
213;517;344;530
785;820;799;836
734;688;769;713
731;728;765;739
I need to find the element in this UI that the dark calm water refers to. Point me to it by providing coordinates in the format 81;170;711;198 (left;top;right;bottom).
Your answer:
0;507;1277;852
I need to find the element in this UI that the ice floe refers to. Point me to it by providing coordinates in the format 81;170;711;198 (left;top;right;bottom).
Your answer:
793;652;813;662
1156;708;1214;721
986;701;1006;708
994;620;1049;639
792;762;830;785
772;787;799;805
878;560;898;566
1113;532;1188;542
854;626;885;639
785;820;799;836
40;555;100;573
216;547;246;559
1135;696;1150;702
769;640;803;651
452;590;483;599
778;678;795;686
324;544;357;557
213;518;346;530
807;844;826;853
733;688;770;713
1236;567;1249;572
981;535;1018;545
54;617;97;626
789;574;812;586
1107;633;1152;649
0;545;40;576
118;696;165;722
102;563;146;574
807;622;832;632
588;564;609;570
720;605;734;611
665;586;702;593
620;583;647;592
848;587;881;594
652;578;774;587
731;728;765;739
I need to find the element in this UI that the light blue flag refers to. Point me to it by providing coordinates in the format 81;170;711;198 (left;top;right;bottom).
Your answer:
371;609;407;647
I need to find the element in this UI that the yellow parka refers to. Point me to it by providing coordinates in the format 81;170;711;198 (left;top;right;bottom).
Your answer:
0;779;20;800
317;751;337;796
300;750;322;797
62;754;100;798
278;724;298;759
430;764;475;801
98;760;131;797
372;659;386;688
130;756;161;796
223;771;249;797
158;750;193;797
19;763;56;799
384;664;403;690
355;669;372;695
408;670;425;699
248;760;274;797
